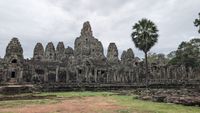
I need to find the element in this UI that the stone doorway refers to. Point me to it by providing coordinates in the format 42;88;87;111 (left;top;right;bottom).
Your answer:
11;71;16;78
48;73;56;83
8;71;17;84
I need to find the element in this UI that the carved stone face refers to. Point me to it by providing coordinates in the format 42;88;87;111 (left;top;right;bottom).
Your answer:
107;43;119;64
121;48;136;66
65;47;74;56
45;42;56;60
126;48;134;59
56;42;65;60
74;21;104;59
81;21;93;37
33;43;44;60
4;38;24;63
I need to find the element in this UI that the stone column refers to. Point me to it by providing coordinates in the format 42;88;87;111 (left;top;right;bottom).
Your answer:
85;67;89;82
19;70;23;83
94;69;97;83
106;71;109;83
56;66;59;82
44;68;48;82
129;71;132;83
66;68;69;83
75;68;79;83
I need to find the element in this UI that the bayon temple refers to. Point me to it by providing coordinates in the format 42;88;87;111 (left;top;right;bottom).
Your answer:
0;21;199;89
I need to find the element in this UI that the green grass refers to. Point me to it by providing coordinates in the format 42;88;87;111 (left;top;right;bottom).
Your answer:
36;91;113;97
111;95;200;113
0;91;199;113
32;91;200;113
0;99;58;108
0;91;112;109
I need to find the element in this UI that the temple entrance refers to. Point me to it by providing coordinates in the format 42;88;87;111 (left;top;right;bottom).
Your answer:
8;71;17;84
11;71;16;78
58;71;66;83
48;73;56;83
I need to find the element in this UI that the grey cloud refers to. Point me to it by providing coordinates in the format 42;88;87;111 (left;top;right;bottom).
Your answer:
0;0;199;59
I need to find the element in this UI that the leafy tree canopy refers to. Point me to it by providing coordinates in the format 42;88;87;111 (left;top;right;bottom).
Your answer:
194;13;200;33
168;38;200;68
148;52;168;65
131;18;159;53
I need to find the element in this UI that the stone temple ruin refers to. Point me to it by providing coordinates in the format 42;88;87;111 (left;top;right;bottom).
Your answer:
0;21;199;92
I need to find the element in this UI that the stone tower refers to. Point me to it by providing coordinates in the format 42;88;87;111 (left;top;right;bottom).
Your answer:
126;48;135;60
33;43;44;61
56;42;65;61
4;37;24;63
65;46;74;57
74;21;105;59
4;37;24;83
81;21;93;37
107;43;119;64
45;42;56;60
121;50;127;64
121;48;135;66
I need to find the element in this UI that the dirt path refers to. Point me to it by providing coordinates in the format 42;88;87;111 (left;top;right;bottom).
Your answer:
0;97;125;113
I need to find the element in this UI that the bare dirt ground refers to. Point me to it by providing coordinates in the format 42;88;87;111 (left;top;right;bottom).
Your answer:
0;97;126;113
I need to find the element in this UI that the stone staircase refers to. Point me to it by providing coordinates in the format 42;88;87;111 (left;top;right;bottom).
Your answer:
0;84;36;95
8;78;17;85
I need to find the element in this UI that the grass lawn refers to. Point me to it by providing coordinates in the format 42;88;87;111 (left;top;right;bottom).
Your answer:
111;95;200;113
0;91;199;113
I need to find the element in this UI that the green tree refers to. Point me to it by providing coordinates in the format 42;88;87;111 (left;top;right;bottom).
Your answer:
131;18;159;82
168;38;200;68
167;51;176;60
167;51;178;65
148;52;168;65
194;13;200;33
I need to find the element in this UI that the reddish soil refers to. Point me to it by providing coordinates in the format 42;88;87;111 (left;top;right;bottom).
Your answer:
0;97;125;113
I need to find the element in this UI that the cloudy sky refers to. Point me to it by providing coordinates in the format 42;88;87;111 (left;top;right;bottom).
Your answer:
0;0;199;58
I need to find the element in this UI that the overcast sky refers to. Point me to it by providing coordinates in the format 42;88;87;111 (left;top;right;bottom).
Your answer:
0;0;199;58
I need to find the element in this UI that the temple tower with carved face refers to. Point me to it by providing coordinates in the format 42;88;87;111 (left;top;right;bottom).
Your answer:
4;38;24;83
33;43;44;61
74;21;105;60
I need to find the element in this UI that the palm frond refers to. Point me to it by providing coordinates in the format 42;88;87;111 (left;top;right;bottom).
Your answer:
131;18;159;53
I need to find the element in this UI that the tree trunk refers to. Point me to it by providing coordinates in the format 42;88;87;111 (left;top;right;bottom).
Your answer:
145;52;148;87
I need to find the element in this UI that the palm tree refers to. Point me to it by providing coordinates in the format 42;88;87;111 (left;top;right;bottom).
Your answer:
131;18;159;85
194;13;200;33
